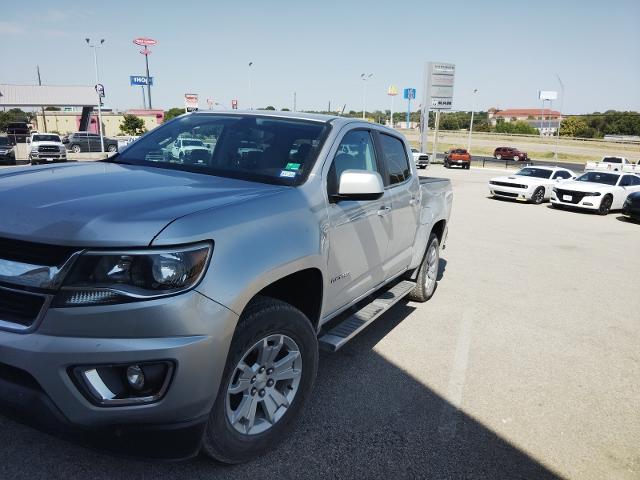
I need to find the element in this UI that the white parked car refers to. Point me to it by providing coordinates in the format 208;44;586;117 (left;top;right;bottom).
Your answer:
27;133;67;165
585;156;640;173
411;148;429;169
488;166;575;204
170;137;208;161
550;171;640;215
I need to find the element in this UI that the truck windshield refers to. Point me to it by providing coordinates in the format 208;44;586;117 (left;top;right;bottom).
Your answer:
602;157;622;163
575;171;619;185
114;114;330;186
0;137;9;146
32;135;60;142
515;168;552;179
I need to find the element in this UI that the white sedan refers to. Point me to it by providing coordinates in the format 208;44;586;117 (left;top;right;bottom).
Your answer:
411;148;429;169
488;166;576;204
550;171;640;215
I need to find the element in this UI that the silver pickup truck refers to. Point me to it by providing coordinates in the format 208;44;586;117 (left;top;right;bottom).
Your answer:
0;111;452;463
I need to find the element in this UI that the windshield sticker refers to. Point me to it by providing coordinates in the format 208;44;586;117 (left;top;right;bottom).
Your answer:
285;162;301;171
280;170;296;178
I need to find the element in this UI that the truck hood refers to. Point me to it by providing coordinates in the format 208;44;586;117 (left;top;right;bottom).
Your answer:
31;141;63;148
0;162;287;246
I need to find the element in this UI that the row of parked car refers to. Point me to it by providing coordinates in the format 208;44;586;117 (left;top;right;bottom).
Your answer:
487;156;640;221
0;132;120;165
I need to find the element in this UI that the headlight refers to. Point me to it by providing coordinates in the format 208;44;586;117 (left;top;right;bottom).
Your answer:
54;242;212;307
583;192;602;197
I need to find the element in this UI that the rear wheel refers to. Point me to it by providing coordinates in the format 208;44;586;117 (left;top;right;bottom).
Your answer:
513;155;520;161
598;194;613;215
202;297;318;464
71;144;81;154
407;233;440;302
107;144;117;153
496;154;502;160
532;186;545;204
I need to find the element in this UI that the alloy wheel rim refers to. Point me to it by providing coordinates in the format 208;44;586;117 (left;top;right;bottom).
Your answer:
424;243;439;294
225;334;302;435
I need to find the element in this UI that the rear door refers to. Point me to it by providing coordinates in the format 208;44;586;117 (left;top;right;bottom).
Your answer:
375;131;420;278
324;128;391;315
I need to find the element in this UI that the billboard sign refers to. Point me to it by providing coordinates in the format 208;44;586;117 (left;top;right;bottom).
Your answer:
133;37;158;47
539;90;558;100
425;61;455;110
130;76;154;86
403;88;416;100
387;85;398;96
184;93;198;112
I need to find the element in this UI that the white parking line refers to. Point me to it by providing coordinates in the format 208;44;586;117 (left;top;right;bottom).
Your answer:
438;308;475;440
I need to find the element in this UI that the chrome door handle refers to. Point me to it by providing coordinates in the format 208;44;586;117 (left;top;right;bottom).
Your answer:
409;196;420;206
377;205;391;216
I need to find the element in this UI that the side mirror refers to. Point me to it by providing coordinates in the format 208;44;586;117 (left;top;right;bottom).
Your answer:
334;170;384;202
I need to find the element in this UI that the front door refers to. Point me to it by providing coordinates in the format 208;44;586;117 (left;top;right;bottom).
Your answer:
324;129;391;315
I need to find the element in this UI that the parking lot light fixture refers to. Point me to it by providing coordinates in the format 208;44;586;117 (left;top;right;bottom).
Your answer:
467;89;478;153
361;73;373;120
85;38;105;154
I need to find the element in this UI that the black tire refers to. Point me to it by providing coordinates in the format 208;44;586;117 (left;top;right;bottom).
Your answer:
532;186;545;205
201;296;318;464
71;144;81;153
513;155;520;161
107;144;117;153
407;233;440;302
598;194;613;215
496;154;502;160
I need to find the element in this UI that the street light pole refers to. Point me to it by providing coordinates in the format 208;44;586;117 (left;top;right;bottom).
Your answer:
361;73;373;119
248;62;253;110
554;75;565;162
86;38;105;153
467;88;478;153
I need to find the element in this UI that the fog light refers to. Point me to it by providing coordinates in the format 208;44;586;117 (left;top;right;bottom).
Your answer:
72;361;173;406
126;365;145;390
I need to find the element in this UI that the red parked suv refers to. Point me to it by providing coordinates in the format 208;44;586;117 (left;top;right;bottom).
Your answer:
493;147;528;161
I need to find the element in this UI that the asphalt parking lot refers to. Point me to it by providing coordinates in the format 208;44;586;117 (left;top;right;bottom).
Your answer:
0;164;638;479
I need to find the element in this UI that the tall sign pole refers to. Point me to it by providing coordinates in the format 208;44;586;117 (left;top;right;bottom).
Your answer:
387;85;398;128
133;38;158;109
403;88;416;128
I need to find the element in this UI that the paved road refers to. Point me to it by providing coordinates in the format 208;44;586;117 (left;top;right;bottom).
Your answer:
431;152;584;172
0;165;638;479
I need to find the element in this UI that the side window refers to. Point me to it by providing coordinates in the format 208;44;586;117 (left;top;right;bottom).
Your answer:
620;176;632;187
328;130;378;194
630;176;640;186
379;133;411;185
553;171;570;179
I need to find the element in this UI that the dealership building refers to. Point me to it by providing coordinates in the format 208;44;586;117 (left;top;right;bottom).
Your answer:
33;109;164;137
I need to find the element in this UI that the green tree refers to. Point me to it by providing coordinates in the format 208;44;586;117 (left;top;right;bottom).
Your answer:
559;117;588;137
119;114;147;136
0;108;32;132
164;108;184;123
265;106;276;110
44;106;61;111
281;108;290;111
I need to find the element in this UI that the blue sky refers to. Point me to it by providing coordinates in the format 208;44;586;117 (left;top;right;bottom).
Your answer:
1;0;638;114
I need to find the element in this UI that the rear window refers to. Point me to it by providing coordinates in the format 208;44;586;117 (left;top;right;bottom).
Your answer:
453;149;467;154
379;133;411;185
602;157;622;163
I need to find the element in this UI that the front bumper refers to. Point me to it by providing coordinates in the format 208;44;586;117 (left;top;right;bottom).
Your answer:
29;152;67;162
0;290;238;456
550;193;601;210
489;185;532;201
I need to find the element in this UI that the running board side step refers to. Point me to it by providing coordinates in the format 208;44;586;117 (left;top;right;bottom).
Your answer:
319;280;416;352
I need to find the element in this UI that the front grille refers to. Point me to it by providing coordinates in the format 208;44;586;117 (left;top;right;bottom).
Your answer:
490;181;527;189
494;190;518;197
38;146;60;153
555;189;586;204
0;287;46;327
0;237;77;266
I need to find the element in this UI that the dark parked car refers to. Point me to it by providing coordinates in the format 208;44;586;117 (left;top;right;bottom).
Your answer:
0;136;16;165
622;191;640;222
6;121;31;144
493;146;528;161
62;132;118;153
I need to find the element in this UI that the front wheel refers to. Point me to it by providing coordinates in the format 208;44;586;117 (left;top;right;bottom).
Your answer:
513;155;520;161
71;144;81;153
532;186;545;204
496;154;502;160
107;144;117;153
407;233;440;302
598;194;613;215
202;297;318;464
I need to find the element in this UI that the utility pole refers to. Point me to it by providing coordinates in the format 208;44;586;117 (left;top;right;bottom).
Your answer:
554;75;565;161
248;62;253;110
361;73;373;119
37;65;47;132
432;110;441;163
467;89;478;152
85;38;105;153
293;91;296;112
144;49;152;109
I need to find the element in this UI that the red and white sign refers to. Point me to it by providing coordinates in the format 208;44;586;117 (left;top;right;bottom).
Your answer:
231;99;238;110
185;93;199;112
133;37;158;46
